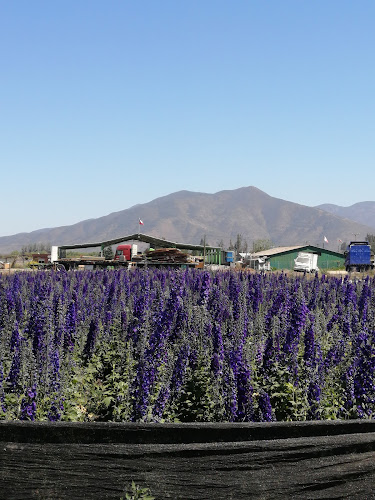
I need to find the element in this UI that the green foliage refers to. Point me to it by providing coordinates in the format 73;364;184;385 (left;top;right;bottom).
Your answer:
62;336;135;422
255;363;308;421
103;246;114;260
233;233;249;257
61;365;93;421
0;392;22;420
171;360;215;422
320;379;345;420
27;260;39;269
121;481;155;500
252;239;273;253
366;234;375;254
340;241;347;252
65;251;100;257
20;242;51;254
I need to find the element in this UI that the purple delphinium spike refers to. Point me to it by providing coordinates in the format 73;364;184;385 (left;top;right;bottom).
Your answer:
10;320;21;353
236;360;254;421
283;291;309;355
48;349;63;421
358;278;371;324
171;344;190;396
20;384;37;421
0;359;6;413
307;381;321;420
5;348;21;392
303;314;315;368
83;318;99;360
152;386;170;419
198;271;211;306
258;390;275;422
63;296;77;352
211;323;224;376
352;329;375;418
229;273;241;321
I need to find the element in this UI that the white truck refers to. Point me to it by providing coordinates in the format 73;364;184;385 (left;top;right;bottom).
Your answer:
294;252;319;273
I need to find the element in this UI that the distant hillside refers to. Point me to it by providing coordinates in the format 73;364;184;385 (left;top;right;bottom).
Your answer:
1;187;375;254
315;202;375;232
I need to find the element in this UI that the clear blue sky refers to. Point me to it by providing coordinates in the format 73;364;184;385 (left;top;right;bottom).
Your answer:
1;1;374;236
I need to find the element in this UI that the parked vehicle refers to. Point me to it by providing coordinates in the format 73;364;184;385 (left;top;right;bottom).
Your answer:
114;244;138;261
49;243;197;270
294;252;319;273
48;245;133;271
249;256;271;271
225;251;235;263
345;241;373;272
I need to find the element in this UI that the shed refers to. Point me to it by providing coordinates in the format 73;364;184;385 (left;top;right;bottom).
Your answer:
251;245;345;271
32;253;50;264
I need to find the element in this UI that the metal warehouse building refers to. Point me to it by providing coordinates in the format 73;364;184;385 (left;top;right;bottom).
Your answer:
251;245;345;271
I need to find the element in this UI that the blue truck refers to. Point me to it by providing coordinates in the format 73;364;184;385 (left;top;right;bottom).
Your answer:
345;241;374;272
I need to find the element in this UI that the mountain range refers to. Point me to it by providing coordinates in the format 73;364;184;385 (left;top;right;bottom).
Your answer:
1;186;375;254
315;202;375;230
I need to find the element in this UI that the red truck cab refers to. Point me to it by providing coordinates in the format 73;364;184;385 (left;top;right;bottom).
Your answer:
114;244;132;261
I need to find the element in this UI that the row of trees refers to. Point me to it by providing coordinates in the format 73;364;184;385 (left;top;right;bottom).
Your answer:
200;235;273;259
20;242;52;254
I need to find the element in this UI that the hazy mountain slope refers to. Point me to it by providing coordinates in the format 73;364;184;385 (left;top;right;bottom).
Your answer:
316;202;375;231
1;187;374;254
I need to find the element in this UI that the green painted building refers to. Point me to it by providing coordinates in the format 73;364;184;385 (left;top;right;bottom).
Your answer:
251;245;345;271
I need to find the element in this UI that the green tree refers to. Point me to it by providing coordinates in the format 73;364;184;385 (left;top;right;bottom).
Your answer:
252;239;273;253
366;234;375;253
234;234;243;257
231;234;250;256
340;241;347;252
103;246;114;260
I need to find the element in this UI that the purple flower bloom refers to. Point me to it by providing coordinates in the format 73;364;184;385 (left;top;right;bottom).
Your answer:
20;384;37;421
258;391;274;422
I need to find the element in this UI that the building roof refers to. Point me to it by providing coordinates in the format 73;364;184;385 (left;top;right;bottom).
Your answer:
251;245;305;257
252;245;344;258
58;233;221;252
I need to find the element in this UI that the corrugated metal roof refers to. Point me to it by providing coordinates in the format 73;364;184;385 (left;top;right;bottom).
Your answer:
251;245;309;257
252;245;344;258
58;233;221;252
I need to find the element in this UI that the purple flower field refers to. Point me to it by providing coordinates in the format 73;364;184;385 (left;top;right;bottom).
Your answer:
0;269;374;422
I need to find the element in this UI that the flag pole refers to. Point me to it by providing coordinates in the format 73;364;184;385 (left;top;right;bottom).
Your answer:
138;218;144;238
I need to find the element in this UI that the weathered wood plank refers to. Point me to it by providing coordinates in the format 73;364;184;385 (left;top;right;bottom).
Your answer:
1;422;375;499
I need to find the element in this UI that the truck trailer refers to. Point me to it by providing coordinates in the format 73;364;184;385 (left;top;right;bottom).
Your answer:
345;241;373;272
49;244;197;271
